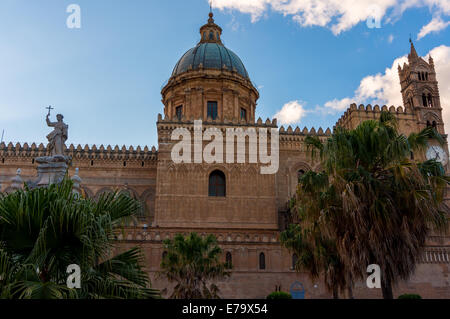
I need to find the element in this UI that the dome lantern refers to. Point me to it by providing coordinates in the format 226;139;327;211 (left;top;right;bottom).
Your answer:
199;12;223;45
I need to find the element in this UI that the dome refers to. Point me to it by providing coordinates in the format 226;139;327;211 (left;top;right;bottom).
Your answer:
171;43;249;79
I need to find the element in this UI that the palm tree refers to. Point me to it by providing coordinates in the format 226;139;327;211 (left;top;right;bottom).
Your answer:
159;233;230;299
0;179;160;299
281;173;351;299
286;112;448;299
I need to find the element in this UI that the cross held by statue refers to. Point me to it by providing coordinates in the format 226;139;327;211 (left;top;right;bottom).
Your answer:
46;105;54;115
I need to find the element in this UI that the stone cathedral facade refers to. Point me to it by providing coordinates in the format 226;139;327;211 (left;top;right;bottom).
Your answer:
0;13;449;298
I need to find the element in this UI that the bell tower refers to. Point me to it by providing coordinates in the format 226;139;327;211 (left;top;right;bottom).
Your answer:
398;40;444;134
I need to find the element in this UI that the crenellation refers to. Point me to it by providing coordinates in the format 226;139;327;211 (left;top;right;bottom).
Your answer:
0;142;158;162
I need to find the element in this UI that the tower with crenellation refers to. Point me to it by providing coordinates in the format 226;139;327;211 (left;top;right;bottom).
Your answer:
398;40;444;135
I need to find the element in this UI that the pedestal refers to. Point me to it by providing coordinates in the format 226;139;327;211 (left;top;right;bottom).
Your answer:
35;155;69;187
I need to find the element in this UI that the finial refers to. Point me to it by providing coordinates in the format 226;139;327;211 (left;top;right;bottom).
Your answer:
208;0;214;23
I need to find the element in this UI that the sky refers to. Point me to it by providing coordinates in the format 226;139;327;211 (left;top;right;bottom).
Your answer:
0;0;449;149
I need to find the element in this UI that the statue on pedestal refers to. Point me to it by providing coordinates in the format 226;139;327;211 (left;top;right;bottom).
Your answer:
45;107;68;157
34;107;70;187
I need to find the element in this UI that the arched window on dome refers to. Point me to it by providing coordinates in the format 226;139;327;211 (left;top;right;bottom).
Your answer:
176;105;183;120
207;101;218;120
209;32;214;40
209;170;226;197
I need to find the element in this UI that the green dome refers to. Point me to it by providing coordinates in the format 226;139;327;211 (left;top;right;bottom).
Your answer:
171;43;250;79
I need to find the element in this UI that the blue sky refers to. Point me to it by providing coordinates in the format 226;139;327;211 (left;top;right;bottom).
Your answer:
0;0;449;148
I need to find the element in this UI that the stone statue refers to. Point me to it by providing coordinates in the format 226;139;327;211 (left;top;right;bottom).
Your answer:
33;108;70;188
46;113;68;156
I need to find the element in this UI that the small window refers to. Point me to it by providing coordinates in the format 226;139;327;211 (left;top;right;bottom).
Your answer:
209;32;214;40
292;254;298;270
426;72;429;81
226;252;232;268
207;101;218;120
432;121;437;129
259;252;266;270
176;105;183;120
411;151;414;160
209;170;226;197
240;108;247;120
91;160;94;166
297;170;305;183
123;161;127;167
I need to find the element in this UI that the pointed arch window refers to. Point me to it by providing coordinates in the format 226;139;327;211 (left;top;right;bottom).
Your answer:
259;252;266;270
427;94;433;107
209;170;226;197
422;94;427;107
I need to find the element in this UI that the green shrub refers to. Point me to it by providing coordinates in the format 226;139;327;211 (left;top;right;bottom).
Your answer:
267;291;292;299
398;294;422;299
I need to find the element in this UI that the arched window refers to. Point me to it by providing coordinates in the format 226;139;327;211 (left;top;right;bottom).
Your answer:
418;72;422;81
259;252;266;270
422;93;427;107
432;121;437;129
209;170;226;197
427;120;431;127
292;254;298;270
426;72;429;81
297;169;305;183
427;94;433;107
226;252;232;268
209;32;214;40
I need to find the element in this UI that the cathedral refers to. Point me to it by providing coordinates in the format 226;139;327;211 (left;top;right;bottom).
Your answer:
0;13;449;298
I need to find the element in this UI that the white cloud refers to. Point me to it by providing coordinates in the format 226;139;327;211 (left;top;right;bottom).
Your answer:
319;45;450;133
388;34;394;43
212;0;450;35
273;100;306;125
417;16;450;40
